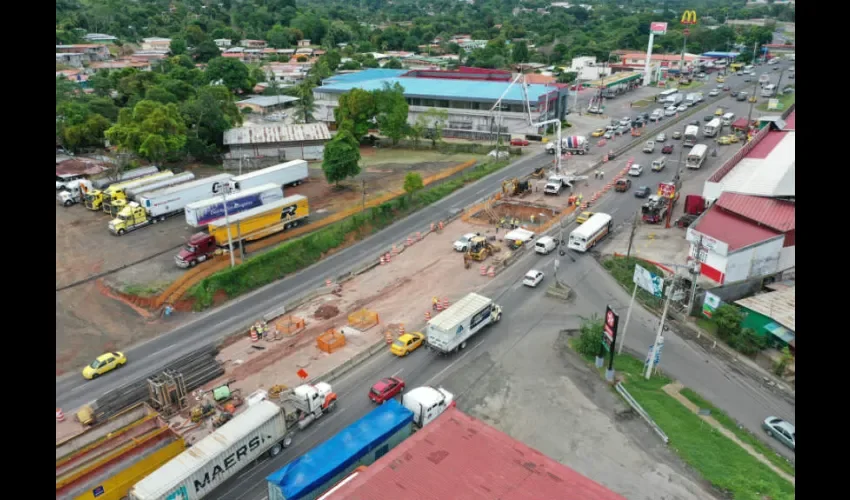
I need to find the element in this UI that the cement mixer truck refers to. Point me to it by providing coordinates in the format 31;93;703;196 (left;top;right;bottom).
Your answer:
545;135;589;155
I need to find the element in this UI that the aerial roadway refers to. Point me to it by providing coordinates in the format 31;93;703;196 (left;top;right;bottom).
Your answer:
56;60;792;426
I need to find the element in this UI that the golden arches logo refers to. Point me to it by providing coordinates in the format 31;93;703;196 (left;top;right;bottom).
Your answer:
681;10;698;25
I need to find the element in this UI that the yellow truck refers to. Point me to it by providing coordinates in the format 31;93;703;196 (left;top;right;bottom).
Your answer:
56;403;185;500
101;171;174;216
175;195;310;268
84;172;170;212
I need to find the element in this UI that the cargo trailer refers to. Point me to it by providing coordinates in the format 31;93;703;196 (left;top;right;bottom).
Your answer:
425;293;502;354
91;166;160;190
184;182;284;227
231;160;308;190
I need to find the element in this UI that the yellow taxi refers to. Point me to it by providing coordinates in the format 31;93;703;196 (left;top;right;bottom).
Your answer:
576;211;595;224
716;76;725;83
82;352;127;380
714;107;724;116
390;332;425;357
725;134;740;143
716;136;733;145
748;96;758;103
591;128;606;137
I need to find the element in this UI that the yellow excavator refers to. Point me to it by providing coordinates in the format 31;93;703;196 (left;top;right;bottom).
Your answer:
467;236;501;261
502;178;531;197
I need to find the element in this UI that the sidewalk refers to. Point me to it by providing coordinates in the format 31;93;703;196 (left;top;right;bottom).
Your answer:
662;382;795;486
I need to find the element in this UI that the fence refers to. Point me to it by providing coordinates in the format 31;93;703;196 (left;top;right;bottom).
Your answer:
317;329;346;354
615;382;669;444
272;315;306;336
348;309;380;331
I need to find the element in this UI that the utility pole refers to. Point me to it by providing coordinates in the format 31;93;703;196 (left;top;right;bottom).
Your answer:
687;235;703;314
618;281;638;355
752;40;758;65
646;275;676;380
222;182;236;268
361;178;366;211
626;210;638;259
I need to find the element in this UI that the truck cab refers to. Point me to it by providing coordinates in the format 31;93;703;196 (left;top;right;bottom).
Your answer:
109;202;149;235
401;386;455;428
175;233;218;268
57;179;93;206
280;382;338;430
544;175;571;195
84;189;106;211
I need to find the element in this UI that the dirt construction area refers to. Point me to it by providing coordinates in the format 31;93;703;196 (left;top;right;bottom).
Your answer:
55;153;485;375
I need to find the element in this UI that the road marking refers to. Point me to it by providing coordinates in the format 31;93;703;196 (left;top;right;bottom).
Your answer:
391;368;404;377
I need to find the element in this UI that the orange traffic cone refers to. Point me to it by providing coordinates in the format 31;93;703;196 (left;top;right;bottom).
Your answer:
56;408;65;423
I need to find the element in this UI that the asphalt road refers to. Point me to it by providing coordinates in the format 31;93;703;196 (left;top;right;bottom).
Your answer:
55;62;790;416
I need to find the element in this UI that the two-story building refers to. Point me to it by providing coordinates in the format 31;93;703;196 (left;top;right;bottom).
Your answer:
141;37;172;51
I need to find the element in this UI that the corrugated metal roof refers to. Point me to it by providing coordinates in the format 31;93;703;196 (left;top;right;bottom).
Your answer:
326;407;627;500
236;95;299;107
718;131;794;198
324;69;408;84
132;401;281;498
223;123;331;146
267;399;413;499
715;193;795;232
692;206;782;251
735;286;795;331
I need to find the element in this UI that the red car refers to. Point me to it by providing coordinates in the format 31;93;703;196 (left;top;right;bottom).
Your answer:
722;85;731;91
510;138;530;146
369;377;405;403
661;144;674;154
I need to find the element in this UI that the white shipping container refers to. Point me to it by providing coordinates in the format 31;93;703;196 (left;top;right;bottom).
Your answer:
92;166;160;189
426;293;496;354
129;401;287;500
138;174;233;218
231;160;308;190
184;182;284;227
126;172;196;199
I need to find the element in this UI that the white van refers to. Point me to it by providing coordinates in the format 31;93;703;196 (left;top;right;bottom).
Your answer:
650;108;664;122
721;112;735;126
534;236;558;255
651;157;667;171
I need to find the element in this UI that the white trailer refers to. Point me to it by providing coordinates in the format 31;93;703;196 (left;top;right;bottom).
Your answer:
91;166;160;189
426;293;502;354
184;182;284;227
126;172;196;199
703;118;722;137
232;160;308;190
137;174;233;220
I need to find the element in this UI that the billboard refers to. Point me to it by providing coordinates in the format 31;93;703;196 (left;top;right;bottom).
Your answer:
702;292;721;318
657;182;676;199
650;22;668;35
601;305;620;351
633;265;664;298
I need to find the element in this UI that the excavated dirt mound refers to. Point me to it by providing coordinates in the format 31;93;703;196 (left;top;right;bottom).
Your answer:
314;304;340;320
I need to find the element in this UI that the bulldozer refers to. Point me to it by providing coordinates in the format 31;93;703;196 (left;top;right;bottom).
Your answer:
467;236;501;261
502;178;531;197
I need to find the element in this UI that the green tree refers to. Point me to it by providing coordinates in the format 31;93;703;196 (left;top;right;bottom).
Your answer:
105;100;187;163
384;58;403;69
511;41;529;64
181;85;243;158
335;88;376;139
403;171;424;197
421;108;448;147
322;124;361;185
557;71;578;84
205;57;255;94
374;82;408;145
62;114;111;152
145;85;179;104
193;40;222;63
574;315;603;357
183;25;207;46
267;24;292;49
713;304;744;341
170;37;188;56
292;80;317;123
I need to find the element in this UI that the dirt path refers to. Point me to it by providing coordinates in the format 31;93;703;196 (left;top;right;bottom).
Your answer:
662;382;795;486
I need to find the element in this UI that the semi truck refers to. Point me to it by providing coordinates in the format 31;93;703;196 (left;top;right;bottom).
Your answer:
90;166;161;190
129;383;338;500
545;135;589;155
108;174;233;235
231;159;309;190
109;172;198;215
175;195;309;268
85;171;170;212
57;179;94;207
426;293;502;354
184;182;284;228
401;387;455;428
102;171;175;216
56;403;185;500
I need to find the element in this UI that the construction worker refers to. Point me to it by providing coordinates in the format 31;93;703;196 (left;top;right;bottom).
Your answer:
530;214;535;225
599;171;604;179
432;296;439;310
500;217;506;227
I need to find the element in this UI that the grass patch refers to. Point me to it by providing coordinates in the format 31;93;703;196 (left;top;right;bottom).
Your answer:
361;148;484;167
757;89;795;111
631;99;653;108
122;283;165;297
679;388;796;477
695;316;718;335
569;341;795;500
187;160;510;309
601;255;665;311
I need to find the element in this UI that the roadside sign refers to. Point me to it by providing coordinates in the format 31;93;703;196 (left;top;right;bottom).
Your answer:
633;265;664;297
650;22;668;35
645;338;664;367
702;292;721;318
601;305;620;351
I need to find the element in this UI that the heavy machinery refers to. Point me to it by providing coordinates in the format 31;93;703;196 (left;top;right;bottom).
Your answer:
466;236;501;261
530;167;547;179
501;178;531;197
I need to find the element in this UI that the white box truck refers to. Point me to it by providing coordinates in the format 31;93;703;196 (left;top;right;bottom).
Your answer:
184;182;284;227
129;384;338;500
426;293;502;354
232;160;308;190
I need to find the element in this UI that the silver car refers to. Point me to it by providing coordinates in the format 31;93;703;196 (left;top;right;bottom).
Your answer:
655;132;666;142
762;416;795;451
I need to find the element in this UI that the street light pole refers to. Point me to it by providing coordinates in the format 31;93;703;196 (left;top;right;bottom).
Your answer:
645;275;675;380
222;182;236;268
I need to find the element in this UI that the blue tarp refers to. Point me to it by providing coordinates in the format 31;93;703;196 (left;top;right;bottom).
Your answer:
267;399;413;500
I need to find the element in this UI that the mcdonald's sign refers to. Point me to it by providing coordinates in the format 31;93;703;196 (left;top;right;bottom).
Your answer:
681;10;698;25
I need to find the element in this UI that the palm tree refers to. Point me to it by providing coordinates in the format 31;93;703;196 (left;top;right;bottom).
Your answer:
293;81;317;124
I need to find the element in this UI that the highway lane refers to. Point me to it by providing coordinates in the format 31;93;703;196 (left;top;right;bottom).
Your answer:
55;65;782;412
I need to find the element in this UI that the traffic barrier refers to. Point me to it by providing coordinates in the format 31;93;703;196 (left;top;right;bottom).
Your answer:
250;329;258;342
392;245;399;257
597;139;607;147
325;279;333;288
425;310;431;322
442;297;449;310
416;231;422;241
488;267;496;277
348;309;380;331
398;324;405;336
438;221;444;231
56;408;65;423
385;330;394;344
430;223;435;232
435;300;443;311
603;154;609;163
380;255;386;265
385;252;391;263
480;264;487;276
407;236;413;246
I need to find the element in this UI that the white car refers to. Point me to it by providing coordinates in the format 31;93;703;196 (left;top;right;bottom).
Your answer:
709;89;720;97
488;150;510;159
664;106;677;116
523;269;544;288
676;105;687;112
628;164;644;176
642;141;655;153
655;132;666;142
453;233;477;252
603;130;615;139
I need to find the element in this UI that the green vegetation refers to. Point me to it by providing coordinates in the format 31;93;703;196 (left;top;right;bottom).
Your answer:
711;304;767;355
570;318;795;500
601;256;665;311
679;388;796;477
757;89;796;111
188;159;509;308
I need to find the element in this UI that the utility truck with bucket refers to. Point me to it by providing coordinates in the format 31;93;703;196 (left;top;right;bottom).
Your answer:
128;383;337;500
426;293;502;354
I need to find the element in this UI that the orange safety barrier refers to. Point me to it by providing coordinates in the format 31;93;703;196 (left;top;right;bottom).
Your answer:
56;408;65;423
384;329;395;345
273;315;306;336
597;139;607;147
318;329;346;353
348;309;380;331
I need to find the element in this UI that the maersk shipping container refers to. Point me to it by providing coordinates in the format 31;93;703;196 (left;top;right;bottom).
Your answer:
267;400;414;500
126;172;196;199
184;182;284;227
129;401;287;500
92;166;160;189
137;174;233;219
232;160;308;190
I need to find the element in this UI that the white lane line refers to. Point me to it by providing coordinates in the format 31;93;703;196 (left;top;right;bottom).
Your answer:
391;368;404;377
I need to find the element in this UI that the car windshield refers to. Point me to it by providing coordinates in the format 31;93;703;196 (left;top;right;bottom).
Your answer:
89;360;101;369
392;340;405;348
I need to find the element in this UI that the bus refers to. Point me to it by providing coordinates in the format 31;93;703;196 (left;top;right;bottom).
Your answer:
686;144;708;169
703;118;722;137
568;213;612;252
658;88;679;103
730;62;744;72
683;125;699;147
761;84;777;97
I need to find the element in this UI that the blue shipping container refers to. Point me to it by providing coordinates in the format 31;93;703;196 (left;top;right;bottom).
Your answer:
267;400;414;500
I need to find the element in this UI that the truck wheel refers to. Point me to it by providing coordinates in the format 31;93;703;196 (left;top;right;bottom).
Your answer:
460;341;467;350
159;216;166;222
189;260;197;268
327;400;337;413
269;443;282;457
64;200;73;207
118;229;126;236
283;434;293;448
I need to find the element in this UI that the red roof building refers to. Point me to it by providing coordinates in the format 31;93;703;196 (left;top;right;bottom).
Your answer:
322;407;627;500
687;193;795;284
